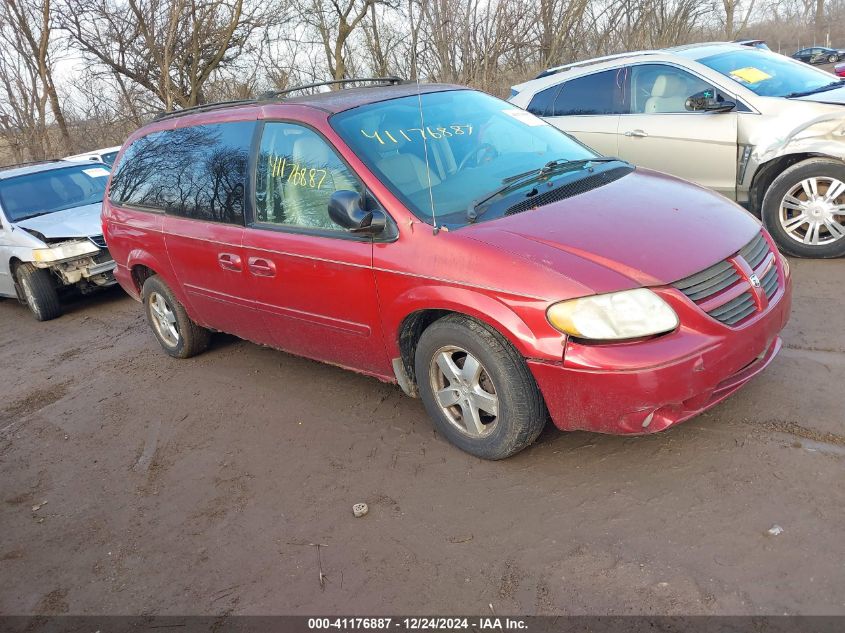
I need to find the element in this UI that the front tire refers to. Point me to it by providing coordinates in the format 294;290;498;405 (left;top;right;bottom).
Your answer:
415;315;546;460
761;158;845;258
141;275;210;358
15;263;62;321
829;54;838;63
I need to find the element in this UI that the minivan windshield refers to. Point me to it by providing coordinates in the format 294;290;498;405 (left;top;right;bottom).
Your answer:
699;49;843;98
0;164;109;222
331;90;598;227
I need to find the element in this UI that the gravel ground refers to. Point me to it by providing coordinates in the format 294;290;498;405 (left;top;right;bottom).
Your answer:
0;257;844;616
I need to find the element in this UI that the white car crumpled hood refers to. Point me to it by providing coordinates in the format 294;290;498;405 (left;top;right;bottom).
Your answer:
15;202;104;240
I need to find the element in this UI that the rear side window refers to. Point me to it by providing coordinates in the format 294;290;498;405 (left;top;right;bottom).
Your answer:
109;121;255;225
550;69;628;116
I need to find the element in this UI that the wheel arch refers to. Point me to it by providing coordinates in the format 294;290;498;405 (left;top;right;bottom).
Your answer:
749;152;829;215
8;256;25;301
124;249;189;305
9;256;24;274
389;287;556;394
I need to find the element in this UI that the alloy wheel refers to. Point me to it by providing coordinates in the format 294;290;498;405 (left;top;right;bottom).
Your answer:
20;276;36;309
148;291;180;347
429;345;499;438
778;176;845;246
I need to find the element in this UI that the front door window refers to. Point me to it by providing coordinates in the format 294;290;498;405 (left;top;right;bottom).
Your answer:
254;122;363;231
629;64;717;114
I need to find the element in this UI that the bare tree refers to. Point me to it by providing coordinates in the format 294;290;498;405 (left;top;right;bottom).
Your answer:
0;13;50;159
59;0;273;110
1;0;71;155
304;0;387;80
2;0;845;167
721;0;757;38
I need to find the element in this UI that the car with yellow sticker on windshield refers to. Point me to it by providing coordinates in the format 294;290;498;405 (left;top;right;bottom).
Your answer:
510;42;845;258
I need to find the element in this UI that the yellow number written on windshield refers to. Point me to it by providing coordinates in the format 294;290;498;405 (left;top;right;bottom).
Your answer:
360;125;473;145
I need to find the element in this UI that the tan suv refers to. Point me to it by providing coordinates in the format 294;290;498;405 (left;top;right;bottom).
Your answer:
509;42;845;258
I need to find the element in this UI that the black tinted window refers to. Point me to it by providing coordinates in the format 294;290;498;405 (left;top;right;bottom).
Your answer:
109;121;254;225
526;84;561;116
552;69;628;116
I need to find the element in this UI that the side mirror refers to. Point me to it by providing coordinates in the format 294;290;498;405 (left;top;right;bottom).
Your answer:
685;90;736;113
328;190;386;236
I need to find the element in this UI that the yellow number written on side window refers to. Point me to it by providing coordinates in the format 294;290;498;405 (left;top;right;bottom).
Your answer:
268;155;328;189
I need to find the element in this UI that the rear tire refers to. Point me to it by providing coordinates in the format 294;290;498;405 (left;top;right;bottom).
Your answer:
15;263;62;321
415;314;546;460
761;158;845;258
141;275;210;358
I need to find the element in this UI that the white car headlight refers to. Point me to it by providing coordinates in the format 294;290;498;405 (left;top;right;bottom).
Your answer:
547;288;679;341
32;240;99;263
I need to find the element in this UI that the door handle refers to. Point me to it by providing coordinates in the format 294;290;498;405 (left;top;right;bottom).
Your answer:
247;257;276;277
624;129;649;138
217;252;242;272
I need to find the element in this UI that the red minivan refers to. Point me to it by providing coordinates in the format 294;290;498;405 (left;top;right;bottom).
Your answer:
102;80;792;459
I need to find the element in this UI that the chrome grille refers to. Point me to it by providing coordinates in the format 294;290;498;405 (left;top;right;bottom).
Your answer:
89;235;107;249
673;259;740;302
738;232;768;269
760;265;778;300
708;291;757;326
673;231;780;327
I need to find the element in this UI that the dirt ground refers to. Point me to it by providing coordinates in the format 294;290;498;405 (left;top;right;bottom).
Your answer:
1;257;844;616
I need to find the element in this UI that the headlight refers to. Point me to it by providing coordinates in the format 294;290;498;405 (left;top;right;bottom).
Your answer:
547;288;679;341
32;240;99;263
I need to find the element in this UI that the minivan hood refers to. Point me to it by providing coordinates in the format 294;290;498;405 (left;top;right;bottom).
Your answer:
15;202;104;240
463;169;760;295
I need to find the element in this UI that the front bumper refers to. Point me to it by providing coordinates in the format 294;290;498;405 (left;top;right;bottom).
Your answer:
529;272;792;435
35;250;117;287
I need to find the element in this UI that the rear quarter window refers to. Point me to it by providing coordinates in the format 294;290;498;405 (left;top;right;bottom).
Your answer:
109;121;255;225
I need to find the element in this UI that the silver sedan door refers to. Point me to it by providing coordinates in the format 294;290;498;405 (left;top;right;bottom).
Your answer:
617;63;739;199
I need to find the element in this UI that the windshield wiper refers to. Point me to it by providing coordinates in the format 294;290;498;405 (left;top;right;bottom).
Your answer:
466;157;624;222
786;80;845;98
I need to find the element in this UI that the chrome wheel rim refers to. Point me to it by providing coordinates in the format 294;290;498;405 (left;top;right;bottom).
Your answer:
429;345;499;438
779;176;845;246
148;291;179;347
20;276;36;308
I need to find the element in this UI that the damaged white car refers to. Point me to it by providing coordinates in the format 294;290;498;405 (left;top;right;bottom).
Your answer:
510;42;845;258
0;160;116;320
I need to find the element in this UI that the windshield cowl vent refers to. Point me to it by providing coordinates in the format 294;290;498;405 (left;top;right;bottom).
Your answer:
504;166;633;216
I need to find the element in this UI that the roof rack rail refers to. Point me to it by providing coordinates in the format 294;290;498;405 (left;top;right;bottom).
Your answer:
535;51;658;79
149;77;405;123
0;158;64;173
260;76;405;100
152;98;258;122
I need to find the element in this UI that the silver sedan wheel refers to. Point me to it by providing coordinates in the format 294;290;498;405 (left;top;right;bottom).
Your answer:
148;291;180;348
779;176;845;246
429;345;499;438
